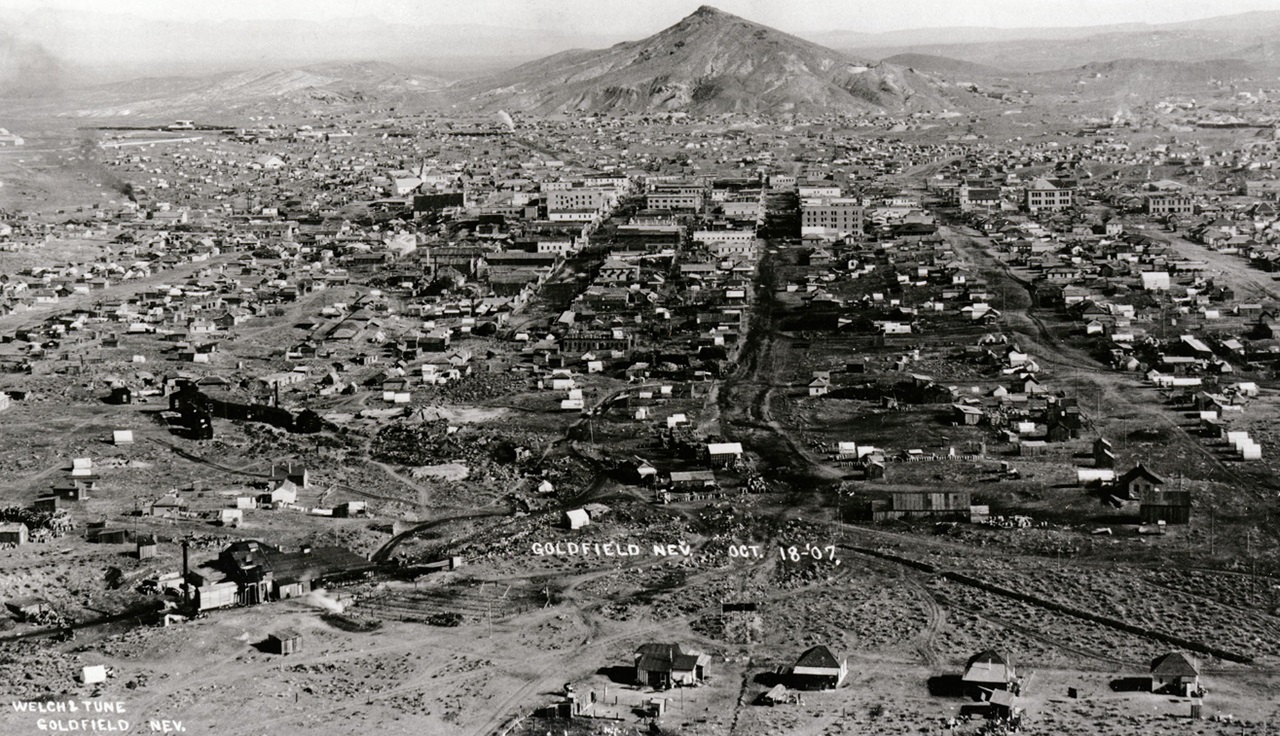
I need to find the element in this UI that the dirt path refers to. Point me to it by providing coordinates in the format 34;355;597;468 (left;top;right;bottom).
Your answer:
908;577;946;667
147;437;270;478
1163;233;1280;303
3;412;110;492
370;507;513;563
715;250;843;484
943;224;1268;500
365;458;435;507
457;612;712;736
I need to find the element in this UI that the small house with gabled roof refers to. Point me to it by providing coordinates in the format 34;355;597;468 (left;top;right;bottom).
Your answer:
962;650;1016;696
634;643;709;689
788;645;847;690
705;442;743;467
1118;463;1164;500
1150;652;1199;695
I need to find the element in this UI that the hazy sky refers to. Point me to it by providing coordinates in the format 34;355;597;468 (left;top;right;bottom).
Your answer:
3;0;1280;34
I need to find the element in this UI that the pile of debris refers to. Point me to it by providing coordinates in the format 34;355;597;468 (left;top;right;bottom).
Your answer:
414;372;527;404
1;506;75;538
372;419;535;471
425;612;463;627
0;642;81;700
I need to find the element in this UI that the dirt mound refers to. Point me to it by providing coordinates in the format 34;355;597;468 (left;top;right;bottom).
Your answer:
409;463;470;481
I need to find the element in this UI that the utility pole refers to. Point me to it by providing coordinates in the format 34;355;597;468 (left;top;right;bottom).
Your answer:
1210;506;1216;557
1247;528;1257;606
181;538;191;609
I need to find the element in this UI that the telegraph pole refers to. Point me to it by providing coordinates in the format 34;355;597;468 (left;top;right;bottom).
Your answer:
1210;506;1216;557
1247;528;1257;605
181;538;191;608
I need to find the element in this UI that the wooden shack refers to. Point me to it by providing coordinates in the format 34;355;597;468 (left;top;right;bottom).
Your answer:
136;535;158;560
788;645;848;690
0;522;29;546
873;490;972;522
1119;463;1164;500
562;508;590;530
1151;652;1199;695
268;629;303;655
1140;489;1191;525
962;650;1016;697
90;528;128;544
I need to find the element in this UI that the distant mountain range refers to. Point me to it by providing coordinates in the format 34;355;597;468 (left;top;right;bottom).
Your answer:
818;10;1280;48
833;11;1280;74
457;6;976;115
0;7;630;79
58;62;450;120
11;5;1280;119
880;54;1009;80
11;5;1280;83
1025;57;1260;104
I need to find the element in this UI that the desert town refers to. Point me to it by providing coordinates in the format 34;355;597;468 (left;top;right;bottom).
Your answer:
3;3;1280;736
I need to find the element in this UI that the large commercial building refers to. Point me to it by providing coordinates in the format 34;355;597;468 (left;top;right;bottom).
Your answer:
647;192;704;210
1025;178;1076;213
801;198;864;241
1145;194;1194;217
546;188;613;212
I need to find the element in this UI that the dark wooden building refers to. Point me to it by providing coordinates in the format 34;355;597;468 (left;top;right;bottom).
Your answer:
1119;463;1165;500
1140;488;1191;525
872;490;972;522
787;645;847;690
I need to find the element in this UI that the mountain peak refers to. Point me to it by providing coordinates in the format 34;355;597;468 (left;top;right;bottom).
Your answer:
676;4;742;29
465;6;970;115
691;5;729;18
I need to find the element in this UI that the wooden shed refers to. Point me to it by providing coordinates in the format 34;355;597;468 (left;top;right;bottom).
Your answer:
669;469;717;490
562;508;591;530
962;650;1016;696
268;629;303;655
1151;652;1199;695
136;535;158;560
90;528;128;544
953;404;984;425
705;442;744;467
1118;463;1164;500
1140;489;1191;525
634;643;708;689
1018;440;1047;457
0;522;28;546
875;490;972;522
788;645;848;690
